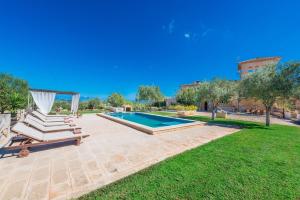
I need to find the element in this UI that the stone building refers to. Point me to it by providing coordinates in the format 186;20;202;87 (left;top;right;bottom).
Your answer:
181;81;202;89
179;56;300;113
238;56;281;78
236;57;282;112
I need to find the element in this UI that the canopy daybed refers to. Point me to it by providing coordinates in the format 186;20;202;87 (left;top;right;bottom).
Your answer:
28;88;80;115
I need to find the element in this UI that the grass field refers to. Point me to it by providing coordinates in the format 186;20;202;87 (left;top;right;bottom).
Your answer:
79;112;300;200
50;109;103;115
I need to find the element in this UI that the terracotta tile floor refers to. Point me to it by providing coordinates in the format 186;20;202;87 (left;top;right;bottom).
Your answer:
0;114;239;200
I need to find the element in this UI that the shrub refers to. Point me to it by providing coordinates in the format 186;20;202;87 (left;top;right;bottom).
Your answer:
0;73;28;114
185;105;198;111
132;103;148;111
168;104;197;111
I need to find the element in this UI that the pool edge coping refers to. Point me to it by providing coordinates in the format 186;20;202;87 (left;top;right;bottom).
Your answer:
96;113;204;134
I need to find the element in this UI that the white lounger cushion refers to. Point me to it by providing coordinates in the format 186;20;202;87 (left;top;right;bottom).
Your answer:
27;114;67;127
37;109;69;118
43;131;75;140
24;116;75;132
12;123;78;142
32;111;66;122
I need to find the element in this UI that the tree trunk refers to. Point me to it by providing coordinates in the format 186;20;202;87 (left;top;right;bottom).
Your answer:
211;105;216;120
282;108;285;119
266;106;271;126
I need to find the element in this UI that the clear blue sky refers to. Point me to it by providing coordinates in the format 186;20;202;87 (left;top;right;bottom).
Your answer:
1;0;300;99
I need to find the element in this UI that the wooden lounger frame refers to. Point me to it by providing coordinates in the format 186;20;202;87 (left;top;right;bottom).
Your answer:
3;133;88;157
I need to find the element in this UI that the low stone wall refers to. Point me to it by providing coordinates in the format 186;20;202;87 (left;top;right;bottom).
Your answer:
0;114;11;148
177;110;196;117
0;114;11;133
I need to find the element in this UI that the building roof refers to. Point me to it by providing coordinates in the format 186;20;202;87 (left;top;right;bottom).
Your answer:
181;81;202;88
238;56;281;70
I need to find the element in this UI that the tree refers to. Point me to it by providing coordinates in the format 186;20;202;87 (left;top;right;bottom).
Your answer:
52;100;71;111
79;101;88;110
108;93;125;107
176;87;198;106
232;81;244;112
198;79;234;120
0;73;28;114
136;86;164;104
276;62;300;118
87;98;102;109
240;62;300;126
293;86;300;99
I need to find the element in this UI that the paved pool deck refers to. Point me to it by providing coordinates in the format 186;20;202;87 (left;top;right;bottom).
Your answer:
0;114;239;200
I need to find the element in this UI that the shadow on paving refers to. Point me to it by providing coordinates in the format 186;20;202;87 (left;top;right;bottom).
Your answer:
0;140;76;159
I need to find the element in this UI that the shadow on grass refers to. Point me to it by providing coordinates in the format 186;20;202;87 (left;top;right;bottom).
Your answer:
184;116;268;130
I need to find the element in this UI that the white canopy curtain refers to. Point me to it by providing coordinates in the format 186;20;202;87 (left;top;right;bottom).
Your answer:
71;94;80;114
30;91;56;114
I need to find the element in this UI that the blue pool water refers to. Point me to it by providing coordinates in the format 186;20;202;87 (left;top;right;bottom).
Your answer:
108;112;194;128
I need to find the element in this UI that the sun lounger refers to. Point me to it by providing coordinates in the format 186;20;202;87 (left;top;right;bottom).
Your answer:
36;109;71;118
24;116;81;133
32;111;72;123
3;122;89;157
26;114;75;127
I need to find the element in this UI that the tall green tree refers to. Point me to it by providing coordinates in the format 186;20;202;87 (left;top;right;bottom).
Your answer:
176;87;198;106
232;81;244;112
52;100;71;111
87;98;103;109
0;74;28;114
293;86;300;99
198;79;234;120
108;93;125;107
240;62;300;126
136;86;164;104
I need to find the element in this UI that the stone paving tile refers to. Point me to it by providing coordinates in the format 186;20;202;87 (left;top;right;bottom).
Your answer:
52;168;69;185
12;167;33;181
0;114;240;200
49;182;72;200
27;181;49;200
31;166;51;183
1;179;28;200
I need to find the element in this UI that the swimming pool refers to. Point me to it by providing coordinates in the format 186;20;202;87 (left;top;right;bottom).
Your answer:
97;112;203;134
109;112;193;127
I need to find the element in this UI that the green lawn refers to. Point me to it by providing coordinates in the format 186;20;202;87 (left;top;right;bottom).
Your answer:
150;111;177;117
79;113;300;200
50;109;103;115
78;109;104;114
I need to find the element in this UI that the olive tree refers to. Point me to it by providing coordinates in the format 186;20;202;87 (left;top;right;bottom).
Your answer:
240;62;300;126
136;86;164;104
294;86;300;99
108;93;125;107
231;81;244;112
0;73;28;114
87;98;103;109
277;62;300;117
53;101;71;111
176;87;198;106
198;79;234;120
